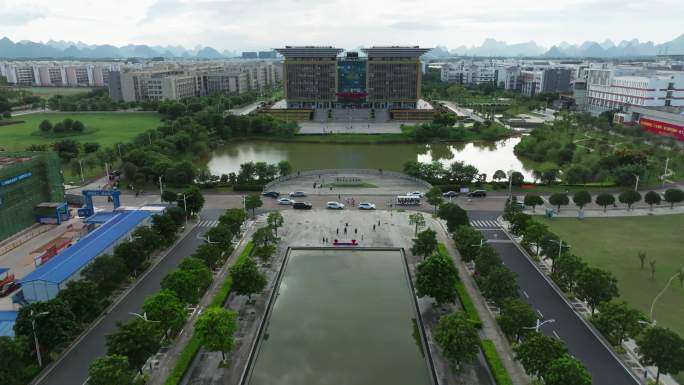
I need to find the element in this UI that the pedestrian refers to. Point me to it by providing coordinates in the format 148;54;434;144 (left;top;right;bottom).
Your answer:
338;193;341;200
362;234;364;241
373;224;376;231
354;228;357;235
323;236;325;243
344;227;347;235
336;228;339;235
377;220;380;226
345;222;348;227
330;187;333;191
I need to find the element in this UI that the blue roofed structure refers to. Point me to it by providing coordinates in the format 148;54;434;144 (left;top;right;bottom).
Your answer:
20;210;153;303
0;311;18;337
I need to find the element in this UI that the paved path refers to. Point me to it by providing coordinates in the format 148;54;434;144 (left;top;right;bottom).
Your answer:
228;101;262;116
298;120;407;134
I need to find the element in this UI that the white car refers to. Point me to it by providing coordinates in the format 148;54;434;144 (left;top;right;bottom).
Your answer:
278;198;295;205
289;191;307;197
407;191;424;197
358;202;376;210
326;201;345;210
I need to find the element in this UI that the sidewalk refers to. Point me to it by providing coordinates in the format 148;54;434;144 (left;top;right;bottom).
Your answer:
434;218;531;385
526;205;684;218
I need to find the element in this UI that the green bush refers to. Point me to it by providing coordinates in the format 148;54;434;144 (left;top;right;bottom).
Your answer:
232;184;265;192
482;339;514;385
456;282;482;329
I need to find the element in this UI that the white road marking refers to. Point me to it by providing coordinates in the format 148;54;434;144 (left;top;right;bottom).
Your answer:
537;309;544;318
553;330;560;339
523;290;529;299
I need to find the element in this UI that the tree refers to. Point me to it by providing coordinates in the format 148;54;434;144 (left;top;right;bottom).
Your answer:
437;203;469;233
411;228;438;260
572;191;592;210
266;211;284;236
83;142;100;153
576;267;619;314
591;301;646;346
638;251;646;269
452;225;484;262
523;194;544;212
498;299;537;342
179;186;204;216
522;221;548;257
142;289;187;338
277;160;292;176
479;266;519;306
252;226;276;248
425;186;444;214
664;188;684;209
195;307;239;362
0;336;37;385
193;243;224;270
14;299;76;354
244;194;262;217
618;190;641;210
475;246;503;277
549;193;569;212
511;171;524;186
644;190;661;210
551;253;586;293
513;332;567;378
39;119;52;133
254;244;276;263
57;279;103;323
493;169;507;185
415;253;459;306
152;213;179;245
595;193;616;212
72;120;85;132
131;225;163;256
434;312;480;369
205;224;234;249
637;326;684;384
219;208;247;235
106;319;162;373
408;212;426;236
544;355;592;385
161;190;178;203
114;241;149;274
650;259;657;280
230;257;267;301
88;355;132;385
81;254;128;295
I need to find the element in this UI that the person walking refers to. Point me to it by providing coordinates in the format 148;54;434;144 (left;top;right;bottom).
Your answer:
344;227;348;235
373;224;376;231
336;228;339;235
354;228;358;235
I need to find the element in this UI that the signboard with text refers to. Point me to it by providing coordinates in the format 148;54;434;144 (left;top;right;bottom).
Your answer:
639;117;684;141
0;171;33;187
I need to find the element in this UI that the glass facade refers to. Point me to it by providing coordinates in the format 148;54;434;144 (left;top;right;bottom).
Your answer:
337;58;367;106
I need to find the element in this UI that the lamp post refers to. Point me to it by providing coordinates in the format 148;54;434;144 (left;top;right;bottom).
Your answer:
523;318;556;333
30;310;50;368
549;239;569;270
129;312;159;323
662;157;670;188
158;176;163;203
180;193;188;226
632;173;640;192
78;158;84;183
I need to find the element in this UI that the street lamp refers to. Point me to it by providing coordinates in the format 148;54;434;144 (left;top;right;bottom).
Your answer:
179;193;189;226
129;312;159;323
632;173;640;192
523;318;556;333
158;176;164;203
549;239;570;264
30;310;50;368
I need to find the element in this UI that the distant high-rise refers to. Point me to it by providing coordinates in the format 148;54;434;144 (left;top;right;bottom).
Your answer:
258;50;277;59
242;52;258;59
275;46;431;109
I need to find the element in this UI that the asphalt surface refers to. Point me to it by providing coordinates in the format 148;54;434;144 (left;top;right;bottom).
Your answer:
469;210;639;385
34;222;210;385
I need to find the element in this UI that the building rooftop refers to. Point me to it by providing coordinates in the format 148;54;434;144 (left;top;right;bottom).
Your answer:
0;311;17;338
361;46;432;57
275;47;344;58
20;210;152;285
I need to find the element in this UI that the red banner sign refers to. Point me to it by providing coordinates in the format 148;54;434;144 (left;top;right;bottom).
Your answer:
640;117;684;141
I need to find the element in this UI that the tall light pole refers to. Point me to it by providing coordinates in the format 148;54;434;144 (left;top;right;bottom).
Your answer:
30;310;50;368
523;318;556;333
78;158;84;183
632;173;640;192
158;176;163;203
662;157;670;188
180;193;188;226
549;239;569;271
117;143;123;159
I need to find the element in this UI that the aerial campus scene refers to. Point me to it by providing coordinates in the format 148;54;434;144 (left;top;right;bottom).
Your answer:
1;1;684;385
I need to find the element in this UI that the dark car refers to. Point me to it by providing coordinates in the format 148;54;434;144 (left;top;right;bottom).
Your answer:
262;191;280;198
467;190;487;197
442;191;460;198
293;202;313;210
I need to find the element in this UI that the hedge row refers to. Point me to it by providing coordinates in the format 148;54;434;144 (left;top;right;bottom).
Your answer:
455;282;482;329
164;241;254;385
232;184;265;192
481;339;514;385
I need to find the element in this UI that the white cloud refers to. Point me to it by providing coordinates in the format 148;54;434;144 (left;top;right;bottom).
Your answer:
0;0;682;50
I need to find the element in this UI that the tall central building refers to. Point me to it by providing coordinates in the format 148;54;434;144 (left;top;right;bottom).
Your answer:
275;46;431;109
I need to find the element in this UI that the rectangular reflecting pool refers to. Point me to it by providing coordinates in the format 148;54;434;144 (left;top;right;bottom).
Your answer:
244;248;433;385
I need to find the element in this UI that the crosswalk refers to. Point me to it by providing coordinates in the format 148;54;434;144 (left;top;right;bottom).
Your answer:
198;220;219;228
469;219;500;229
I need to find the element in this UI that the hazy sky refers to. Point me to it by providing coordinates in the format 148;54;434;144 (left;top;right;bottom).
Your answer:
1;0;682;50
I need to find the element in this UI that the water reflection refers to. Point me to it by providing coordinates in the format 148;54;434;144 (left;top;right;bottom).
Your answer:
206;138;534;180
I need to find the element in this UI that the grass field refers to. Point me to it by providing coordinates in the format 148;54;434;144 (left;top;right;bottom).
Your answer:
536;215;684;337
0;112;162;151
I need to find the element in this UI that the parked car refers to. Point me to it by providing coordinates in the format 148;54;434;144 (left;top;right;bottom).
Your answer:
289;191;307;197
326;201;345;210
407;191;424;197
293;202;313;210
358;202;376;210
442;191;459;198
467;190;487;197
0;282;20;298
277;198;295;205
262;191;280;198
511;201;525;209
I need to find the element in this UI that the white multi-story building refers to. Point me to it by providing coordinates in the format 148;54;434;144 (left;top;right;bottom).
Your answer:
0;61;120;87
586;64;684;114
440;60;498;85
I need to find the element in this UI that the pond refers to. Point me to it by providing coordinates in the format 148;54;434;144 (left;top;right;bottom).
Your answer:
205;137;534;180
246;249;432;385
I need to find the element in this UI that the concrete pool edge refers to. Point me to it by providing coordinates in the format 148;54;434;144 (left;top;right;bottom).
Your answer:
237;246;439;385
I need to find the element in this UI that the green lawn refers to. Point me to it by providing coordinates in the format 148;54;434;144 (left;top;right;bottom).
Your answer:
536;215;684;337
12;86;99;99
0;112;162;151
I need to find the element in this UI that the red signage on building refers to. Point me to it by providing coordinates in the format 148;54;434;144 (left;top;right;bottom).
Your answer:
640;117;684;141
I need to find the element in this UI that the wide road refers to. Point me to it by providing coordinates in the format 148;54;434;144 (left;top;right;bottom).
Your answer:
469;210;639;385
33;218;216;385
